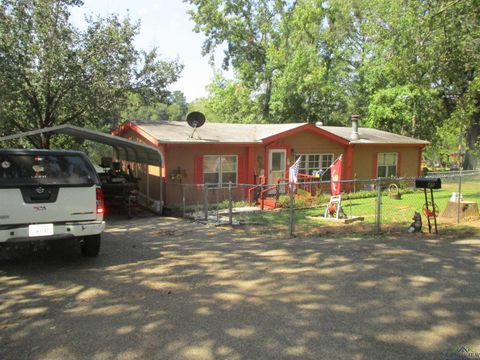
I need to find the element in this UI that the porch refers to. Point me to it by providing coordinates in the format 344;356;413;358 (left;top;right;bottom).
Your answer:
248;173;326;209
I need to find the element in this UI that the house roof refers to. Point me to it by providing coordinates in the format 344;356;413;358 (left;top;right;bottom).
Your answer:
128;120;305;144
120;120;428;146
322;126;429;145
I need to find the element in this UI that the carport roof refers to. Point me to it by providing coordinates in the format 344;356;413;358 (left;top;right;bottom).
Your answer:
0;124;163;166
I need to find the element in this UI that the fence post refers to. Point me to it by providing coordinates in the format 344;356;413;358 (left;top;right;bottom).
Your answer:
182;184;186;218
375;178;382;234
288;182;295;238
228;181;233;225
457;169;462;224
261;184;265;211
204;184;208;221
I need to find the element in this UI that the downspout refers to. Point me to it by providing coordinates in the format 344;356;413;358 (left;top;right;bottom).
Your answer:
157;149;164;214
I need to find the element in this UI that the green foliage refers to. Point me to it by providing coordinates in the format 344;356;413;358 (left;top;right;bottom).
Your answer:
366;86;442;139
0;0;182;148
188;0;480;169
205;74;258;123
186;0;288;121
121;91;188;122
277;192;329;209
216;200;250;210
341;187;418;201
188;97;220;122
270;0;353;125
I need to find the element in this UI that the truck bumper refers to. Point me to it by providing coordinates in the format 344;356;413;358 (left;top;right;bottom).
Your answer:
0;221;106;243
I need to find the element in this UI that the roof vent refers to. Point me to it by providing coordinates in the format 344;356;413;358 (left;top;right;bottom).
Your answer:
350;115;360;141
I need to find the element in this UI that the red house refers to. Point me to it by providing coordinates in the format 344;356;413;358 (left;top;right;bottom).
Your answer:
113;118;428;208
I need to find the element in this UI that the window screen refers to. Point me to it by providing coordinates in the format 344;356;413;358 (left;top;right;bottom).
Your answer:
377;153;397;177
203;155;237;187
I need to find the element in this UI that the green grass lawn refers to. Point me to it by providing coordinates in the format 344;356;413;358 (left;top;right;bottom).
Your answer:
234;181;480;230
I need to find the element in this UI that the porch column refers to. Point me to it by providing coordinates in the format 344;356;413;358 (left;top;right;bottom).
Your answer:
247;145;255;185
344;144;354;192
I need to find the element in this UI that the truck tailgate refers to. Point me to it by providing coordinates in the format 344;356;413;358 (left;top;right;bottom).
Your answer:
0;186;97;225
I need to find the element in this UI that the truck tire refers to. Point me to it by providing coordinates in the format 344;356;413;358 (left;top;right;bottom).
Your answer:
81;234;101;257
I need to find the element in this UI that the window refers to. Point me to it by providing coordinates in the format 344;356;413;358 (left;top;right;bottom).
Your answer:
0;154;95;186
203;155;237;187
377;153;397;177
296;153;334;179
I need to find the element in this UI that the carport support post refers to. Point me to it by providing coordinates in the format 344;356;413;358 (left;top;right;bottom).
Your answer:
204;184;209;221
288;182;295;238
228;181;233;225
146;166;150;206
375;178;382;234
182;184;186;218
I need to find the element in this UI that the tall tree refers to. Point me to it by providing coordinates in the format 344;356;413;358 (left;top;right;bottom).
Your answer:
189;0;479;168
121;90;188;121
206;73;257;122
0;0;183;148
270;0;353;124
168;91;189;121
360;0;441;138
186;0;289;121
428;0;480;169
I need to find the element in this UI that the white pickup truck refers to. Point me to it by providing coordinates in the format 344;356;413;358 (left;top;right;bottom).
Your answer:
0;149;105;256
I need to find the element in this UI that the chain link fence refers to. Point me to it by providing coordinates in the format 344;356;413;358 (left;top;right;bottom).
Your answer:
164;171;480;237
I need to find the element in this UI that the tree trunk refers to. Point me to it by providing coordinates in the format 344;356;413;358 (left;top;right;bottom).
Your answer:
463;106;479;170
37;132;51;149
262;78;272;122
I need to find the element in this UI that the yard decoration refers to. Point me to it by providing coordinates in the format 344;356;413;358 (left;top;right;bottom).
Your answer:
312;194;364;224
324;195;346;219
170;166;187;182
330;156;343;196
422;202;439;218
407;211;422;233
388;183;401;199
415;177;441;234
441;193;480;220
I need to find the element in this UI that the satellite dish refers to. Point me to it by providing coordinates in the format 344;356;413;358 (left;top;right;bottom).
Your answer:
186;112;206;128
186;112;205;139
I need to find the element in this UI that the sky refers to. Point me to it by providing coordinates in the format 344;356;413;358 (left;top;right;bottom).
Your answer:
70;0;228;102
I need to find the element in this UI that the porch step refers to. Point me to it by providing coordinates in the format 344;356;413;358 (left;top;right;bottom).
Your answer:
260;197;277;209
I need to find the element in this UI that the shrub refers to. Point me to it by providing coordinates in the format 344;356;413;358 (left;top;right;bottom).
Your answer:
277;194;313;209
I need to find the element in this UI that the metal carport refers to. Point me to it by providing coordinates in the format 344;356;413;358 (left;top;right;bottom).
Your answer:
0;124;164;213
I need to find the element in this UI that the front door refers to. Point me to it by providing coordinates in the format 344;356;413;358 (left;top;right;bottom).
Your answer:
268;149;287;193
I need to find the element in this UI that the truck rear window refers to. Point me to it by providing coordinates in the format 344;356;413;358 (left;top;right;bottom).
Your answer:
0;154;96;186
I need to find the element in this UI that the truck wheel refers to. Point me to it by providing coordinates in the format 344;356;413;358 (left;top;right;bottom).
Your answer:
81;234;101;257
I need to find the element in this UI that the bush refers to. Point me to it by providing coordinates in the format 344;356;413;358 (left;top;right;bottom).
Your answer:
341;187;418;200
277;194;311;209
217;200;250;210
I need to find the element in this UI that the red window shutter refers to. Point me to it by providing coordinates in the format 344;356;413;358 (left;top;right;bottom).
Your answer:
194;155;204;184
237;155;246;184
372;152;378;178
396;152;402;176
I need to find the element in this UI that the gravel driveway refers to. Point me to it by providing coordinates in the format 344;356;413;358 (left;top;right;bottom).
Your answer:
1;216;480;360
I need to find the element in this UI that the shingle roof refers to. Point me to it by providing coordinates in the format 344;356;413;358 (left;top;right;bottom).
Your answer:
130;120;429;145
321;126;429;145
132;120;305;143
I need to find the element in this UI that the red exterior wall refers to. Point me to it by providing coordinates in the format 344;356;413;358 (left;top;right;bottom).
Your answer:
115;123;426;207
